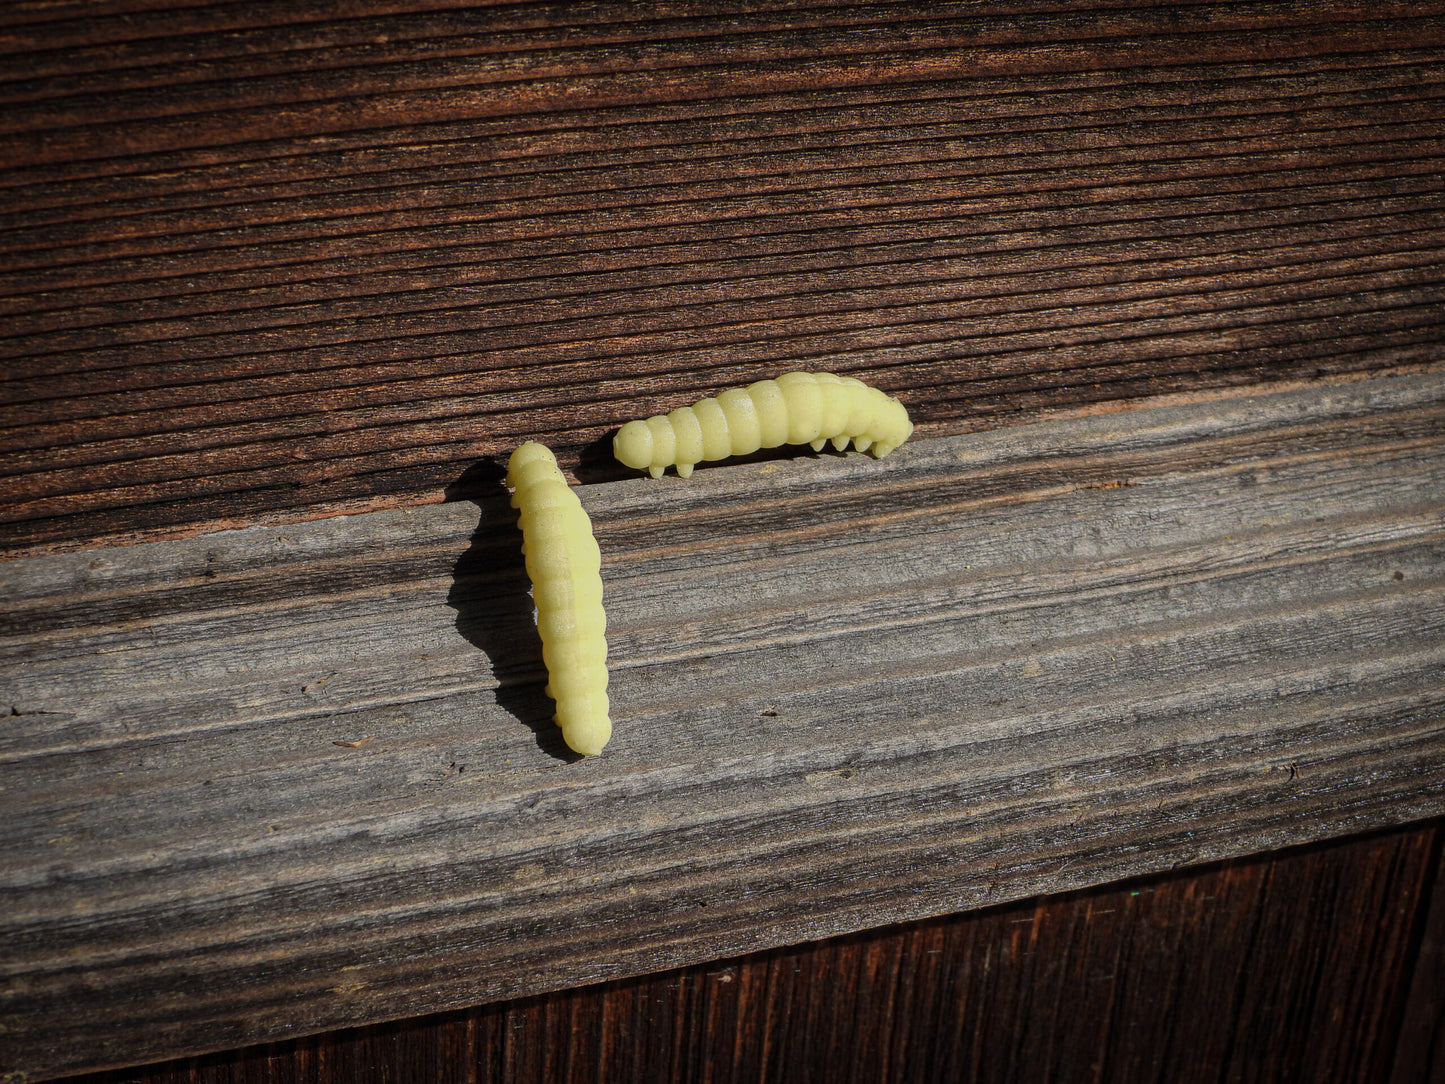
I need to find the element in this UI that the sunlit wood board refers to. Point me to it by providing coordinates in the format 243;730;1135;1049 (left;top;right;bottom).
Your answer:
2;373;1443;1079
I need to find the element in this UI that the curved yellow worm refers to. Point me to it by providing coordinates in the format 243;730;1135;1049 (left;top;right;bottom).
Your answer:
506;441;611;756
613;370;914;478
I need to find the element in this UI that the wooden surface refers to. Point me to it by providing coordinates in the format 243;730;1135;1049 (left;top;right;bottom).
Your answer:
3;2;1445;555
5;5;1445;1081
54;820;1445;1084
4;373;1444;1080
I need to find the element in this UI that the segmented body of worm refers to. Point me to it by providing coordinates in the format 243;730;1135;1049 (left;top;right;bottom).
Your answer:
506;441;611;756
613;370;914;478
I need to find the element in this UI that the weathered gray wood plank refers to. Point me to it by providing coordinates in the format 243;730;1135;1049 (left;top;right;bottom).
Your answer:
2;373;1444;1079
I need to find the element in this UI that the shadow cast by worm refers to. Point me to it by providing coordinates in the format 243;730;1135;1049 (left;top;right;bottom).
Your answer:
573;429;629;484
444;461;579;762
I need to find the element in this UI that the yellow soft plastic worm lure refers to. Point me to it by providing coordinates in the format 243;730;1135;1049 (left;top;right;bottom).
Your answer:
613;370;914;478
506;441;611;756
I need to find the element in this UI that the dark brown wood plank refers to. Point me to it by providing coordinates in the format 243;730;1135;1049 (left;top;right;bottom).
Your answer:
2;4;1444;556
50;821;1445;1084
1392;824;1445;1084
2;374;1442;1079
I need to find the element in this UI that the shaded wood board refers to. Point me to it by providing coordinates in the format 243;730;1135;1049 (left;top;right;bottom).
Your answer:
2;372;1444;1079
2;3;1444;553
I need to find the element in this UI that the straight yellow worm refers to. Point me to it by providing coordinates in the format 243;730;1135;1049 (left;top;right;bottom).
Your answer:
506;441;611;756
612;370;914;478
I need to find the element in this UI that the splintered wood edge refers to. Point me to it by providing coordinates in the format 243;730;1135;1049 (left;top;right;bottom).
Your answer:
1;372;1443;1079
